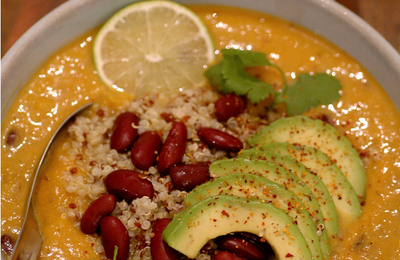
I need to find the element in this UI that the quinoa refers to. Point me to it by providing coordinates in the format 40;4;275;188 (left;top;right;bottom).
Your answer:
59;86;269;260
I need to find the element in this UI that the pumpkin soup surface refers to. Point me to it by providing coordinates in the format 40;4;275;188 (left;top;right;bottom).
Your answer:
2;5;400;260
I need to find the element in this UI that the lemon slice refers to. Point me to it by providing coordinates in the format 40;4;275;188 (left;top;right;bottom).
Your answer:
93;0;215;97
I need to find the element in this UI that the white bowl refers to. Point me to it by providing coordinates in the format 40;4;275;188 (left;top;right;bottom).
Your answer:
1;0;400;258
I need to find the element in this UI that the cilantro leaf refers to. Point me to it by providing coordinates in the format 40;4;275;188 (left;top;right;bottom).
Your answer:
221;49;287;85
275;73;342;116
204;61;225;91
205;49;342;115
247;83;275;103
221;56;252;95
221;49;274;67
222;55;276;101
206;49;277;103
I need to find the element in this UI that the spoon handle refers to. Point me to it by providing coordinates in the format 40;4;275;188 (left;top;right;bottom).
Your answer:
10;102;93;260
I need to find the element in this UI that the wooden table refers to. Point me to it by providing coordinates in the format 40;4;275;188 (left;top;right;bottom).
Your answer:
2;0;399;57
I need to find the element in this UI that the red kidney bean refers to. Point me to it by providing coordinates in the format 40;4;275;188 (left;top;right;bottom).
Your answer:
1;234;14;255
6;130;17;145
215;234;267;260
104;169;154;202
215;251;246;260
110;112;139;153
100;216;130;260
157;121;187;175
215;94;246;122
151;218;180;260
81;194;117;234
131;131;163;170
169;163;210;191
197;128;243;152
236;232;274;255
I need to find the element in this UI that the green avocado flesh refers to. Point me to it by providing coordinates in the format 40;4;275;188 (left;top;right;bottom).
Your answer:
248;115;366;200
185;173;326;258
227;154;339;240
163;195;313;259
209;158;319;213
247;143;362;223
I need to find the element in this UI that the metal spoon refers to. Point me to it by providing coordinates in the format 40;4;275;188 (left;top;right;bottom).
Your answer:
10;102;93;260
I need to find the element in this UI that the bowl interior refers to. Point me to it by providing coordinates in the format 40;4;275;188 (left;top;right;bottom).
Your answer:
2;0;400;259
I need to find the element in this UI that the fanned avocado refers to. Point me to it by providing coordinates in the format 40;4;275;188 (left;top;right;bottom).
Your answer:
236;150;339;239
209;158;328;232
163;195;313;259
247;143;362;224
185;173;325;259
248;115;366;200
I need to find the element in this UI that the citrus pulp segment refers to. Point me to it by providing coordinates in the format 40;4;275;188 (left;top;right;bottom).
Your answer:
93;0;215;97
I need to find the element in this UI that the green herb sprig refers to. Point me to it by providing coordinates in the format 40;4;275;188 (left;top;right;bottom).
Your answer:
205;49;342;115
113;246;118;260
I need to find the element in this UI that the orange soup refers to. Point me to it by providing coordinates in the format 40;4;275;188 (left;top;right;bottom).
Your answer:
2;4;400;260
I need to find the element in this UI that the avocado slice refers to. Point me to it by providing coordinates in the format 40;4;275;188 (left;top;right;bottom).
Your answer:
248;115;366;200
163;195;313;259
209;158;325;228
236;150;339;240
185;173;325;259
247;143;362;224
